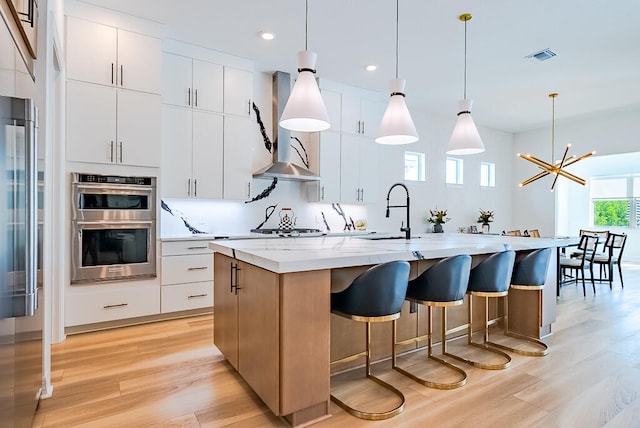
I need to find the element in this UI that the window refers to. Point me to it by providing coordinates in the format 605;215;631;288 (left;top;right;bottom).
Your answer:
446;157;463;185
590;176;638;227
404;151;425;181
480;162;495;187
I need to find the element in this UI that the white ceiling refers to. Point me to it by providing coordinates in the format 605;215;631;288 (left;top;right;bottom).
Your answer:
80;0;640;134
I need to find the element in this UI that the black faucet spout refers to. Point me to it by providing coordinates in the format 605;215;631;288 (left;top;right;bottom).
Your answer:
385;183;411;240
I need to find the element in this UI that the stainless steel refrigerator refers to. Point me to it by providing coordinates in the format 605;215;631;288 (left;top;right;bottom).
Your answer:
0;96;42;428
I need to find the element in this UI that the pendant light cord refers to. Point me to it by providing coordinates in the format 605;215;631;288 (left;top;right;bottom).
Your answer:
463;17;467;99
551;94;555;160
305;0;308;51
395;0;399;79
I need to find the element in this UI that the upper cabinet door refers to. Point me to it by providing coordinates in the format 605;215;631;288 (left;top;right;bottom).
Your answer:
340;93;361;135
224;67;252;117
162;53;192;107
321;89;341;131
192;111;224;199
66;17;161;94
360;98;385;138
66;17;117;87
117;90;162;167
66;81;117;164
192;59;224;113
117;29;162;94
161;106;193;198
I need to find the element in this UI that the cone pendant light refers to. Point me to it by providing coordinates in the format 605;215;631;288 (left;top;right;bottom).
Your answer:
446;13;484;155
279;0;330;132
375;0;418;145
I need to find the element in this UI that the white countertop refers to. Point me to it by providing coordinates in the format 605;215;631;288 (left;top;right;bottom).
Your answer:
208;233;576;274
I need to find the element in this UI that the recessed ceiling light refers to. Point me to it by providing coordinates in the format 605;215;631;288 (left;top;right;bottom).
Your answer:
261;32;275;41
365;64;377;71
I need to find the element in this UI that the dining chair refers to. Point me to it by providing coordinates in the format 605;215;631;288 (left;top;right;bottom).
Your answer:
592;233;627;289
505;230;522;237
560;234;598;296
523;229;540;237
570;229;609;258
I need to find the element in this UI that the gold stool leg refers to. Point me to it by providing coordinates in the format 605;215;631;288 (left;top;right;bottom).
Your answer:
486;293;549;357
444;294;511;370
393;305;467;390
331;321;405;420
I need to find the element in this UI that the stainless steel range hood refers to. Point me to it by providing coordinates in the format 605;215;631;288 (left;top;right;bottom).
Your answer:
252;71;321;181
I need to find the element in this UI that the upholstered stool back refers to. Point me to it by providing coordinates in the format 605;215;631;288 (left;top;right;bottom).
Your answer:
407;255;471;303
468;250;516;294
332;260;410;318
512;248;552;287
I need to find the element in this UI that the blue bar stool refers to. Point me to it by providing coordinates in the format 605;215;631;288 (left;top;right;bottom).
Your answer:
445;251;515;370
487;248;551;356
392;254;470;389
330;260;410;420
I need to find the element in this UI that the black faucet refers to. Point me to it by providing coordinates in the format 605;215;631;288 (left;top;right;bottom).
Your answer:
385;183;411;240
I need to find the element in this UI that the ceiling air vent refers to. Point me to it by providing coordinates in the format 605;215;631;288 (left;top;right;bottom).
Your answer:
525;48;557;62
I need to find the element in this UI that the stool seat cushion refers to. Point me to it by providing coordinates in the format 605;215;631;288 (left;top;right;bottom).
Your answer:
331;260;410;318
511;248;552;286
467;251;516;293
407;255;471;303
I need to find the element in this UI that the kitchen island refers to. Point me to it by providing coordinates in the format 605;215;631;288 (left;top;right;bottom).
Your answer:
209;233;573;426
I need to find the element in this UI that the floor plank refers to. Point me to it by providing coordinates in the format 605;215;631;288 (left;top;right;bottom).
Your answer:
33;264;640;427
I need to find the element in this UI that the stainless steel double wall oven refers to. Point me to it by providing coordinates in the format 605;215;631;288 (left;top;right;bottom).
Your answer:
71;173;157;284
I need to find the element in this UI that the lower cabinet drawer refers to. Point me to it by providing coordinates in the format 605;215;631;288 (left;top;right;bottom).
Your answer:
66;284;160;326
161;254;213;285
161;281;213;313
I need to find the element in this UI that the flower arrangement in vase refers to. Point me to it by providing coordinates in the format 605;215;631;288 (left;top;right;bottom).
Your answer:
477;209;494;233
427;208;449;233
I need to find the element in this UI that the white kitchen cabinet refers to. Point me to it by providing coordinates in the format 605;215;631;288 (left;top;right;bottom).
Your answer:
306;131;341;202
223;67;253;117
66;80;161;167
65;283;160;327
321;89;341;130
161;106;223;198
340;134;379;204
340;93;385;138
160;240;214;313
162;52;224;112
66;16;161;94
223;115;254;200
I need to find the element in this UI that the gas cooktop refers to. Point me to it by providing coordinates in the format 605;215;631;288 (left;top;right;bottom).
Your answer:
250;228;322;235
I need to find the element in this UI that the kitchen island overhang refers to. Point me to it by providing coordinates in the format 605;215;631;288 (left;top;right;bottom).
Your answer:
209;234;574;426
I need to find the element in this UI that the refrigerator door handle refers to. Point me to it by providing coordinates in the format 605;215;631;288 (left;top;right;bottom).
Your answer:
24;99;38;316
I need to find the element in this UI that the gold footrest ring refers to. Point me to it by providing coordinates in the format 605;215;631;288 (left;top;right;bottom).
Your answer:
444;342;512;370
330;374;405;421
486;332;549;357
393;355;467;390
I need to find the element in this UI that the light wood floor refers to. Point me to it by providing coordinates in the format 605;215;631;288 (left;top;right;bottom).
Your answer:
33;264;640;427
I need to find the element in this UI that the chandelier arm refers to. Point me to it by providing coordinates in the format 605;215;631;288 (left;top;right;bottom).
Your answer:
520;171;552;187
561;151;595;167
555;169;587;185
551;155;576;167
550;173;560;191
556;144;571;169
523;155;555;170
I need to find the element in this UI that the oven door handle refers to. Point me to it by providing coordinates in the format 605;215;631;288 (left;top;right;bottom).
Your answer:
75;220;154;227
73;183;155;193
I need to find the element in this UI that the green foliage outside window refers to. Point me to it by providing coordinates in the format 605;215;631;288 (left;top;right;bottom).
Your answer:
593;200;630;226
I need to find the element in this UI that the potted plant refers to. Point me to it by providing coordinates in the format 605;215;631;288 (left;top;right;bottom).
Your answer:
477;209;494;234
427;208;449;233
